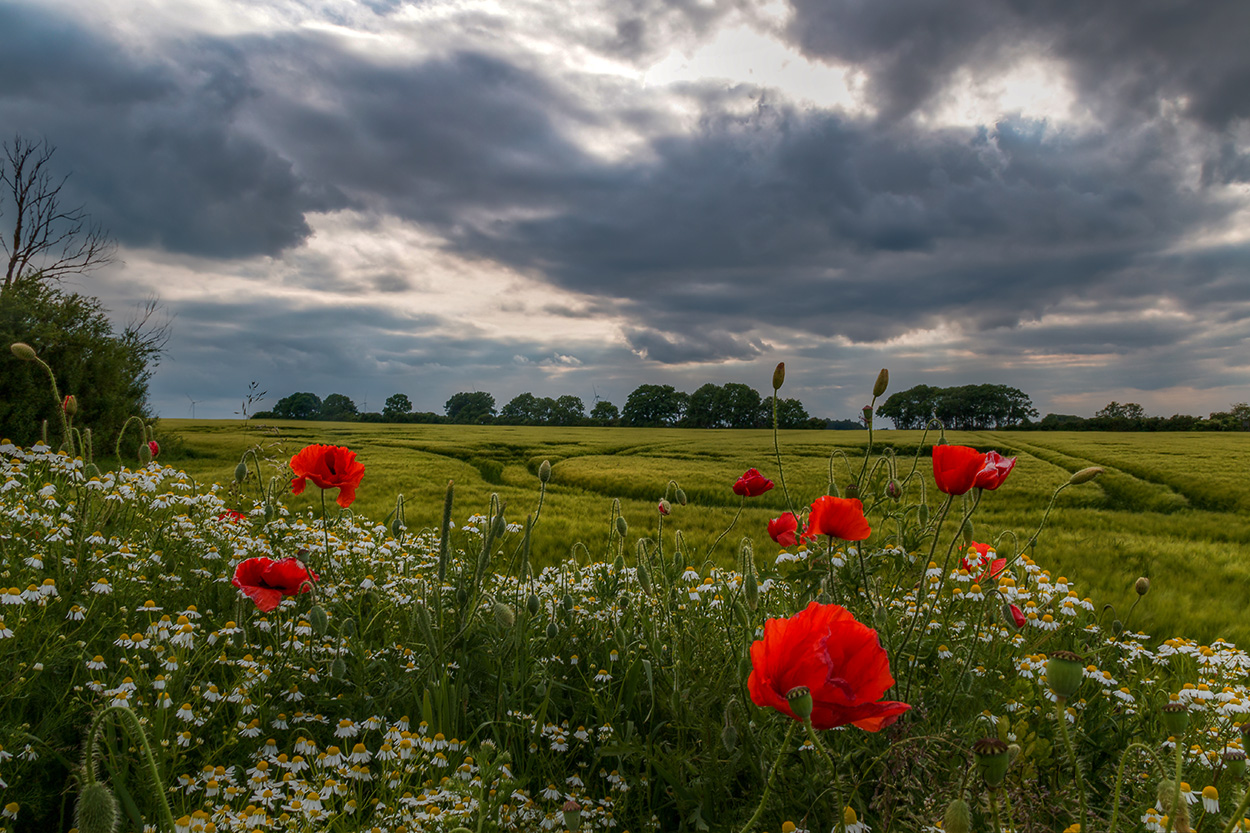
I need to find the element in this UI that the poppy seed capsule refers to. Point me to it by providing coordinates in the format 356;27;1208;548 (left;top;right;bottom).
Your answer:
772;362;785;390
562;799;582;831
873;368;889;398
1045;650;1085;700
785;686;814;722
1225;749;1247;780
1136;577;1151;596
9;342;37;361
972;737;1011;788
1068;466;1104;485
943;798;972;833
538;459;551;483
1162;702;1190;736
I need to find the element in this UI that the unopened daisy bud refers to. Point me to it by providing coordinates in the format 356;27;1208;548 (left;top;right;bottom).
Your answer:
1068;466;1104;485
562;798;582;831
772;362;785;390
615;516;628;538
493;602;515;629
944;798;972;833
538;459;551;483
1136;577;1151;596
1162;702;1190;737
75;781;120;833
675;487;687;505
786;686;813;722
658;498;671;516
1045;650;1085;700
1224;750;1247;780
62;395;78;416
9;342;37;361
873;368;889;398
973;737;1011;788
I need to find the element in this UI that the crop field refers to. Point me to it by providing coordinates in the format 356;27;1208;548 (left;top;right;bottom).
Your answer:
157;419;1250;647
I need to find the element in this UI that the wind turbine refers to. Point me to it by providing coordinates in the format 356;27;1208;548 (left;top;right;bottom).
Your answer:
186;394;203;419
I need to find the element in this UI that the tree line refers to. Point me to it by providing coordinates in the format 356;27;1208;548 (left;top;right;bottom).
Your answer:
1027;401;1250;432
254;383;864;429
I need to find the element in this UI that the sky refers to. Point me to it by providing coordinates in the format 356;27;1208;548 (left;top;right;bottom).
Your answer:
2;0;1249;421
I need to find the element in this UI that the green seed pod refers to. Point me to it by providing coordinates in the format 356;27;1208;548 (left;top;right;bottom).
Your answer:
10;342;38;361
844;482;860;500
526;593;541;616
340;618;356;639
873;368;889;398
744;570;759;611
943;798;972;833
615;516;628;538
75;781;121;833
309;604;329;636
331;656;347;678
1068;466;1104;485
772;362;785;390
1045;650;1085;700
675;487;687;505
1162;702;1190;737
234;460;249;483
972;737;1011;789
494;602;515;629
562;799;582;832
721;723;738;752
538;459;552;483
562;593;574;613
918;503;930;526
1224;749;1247;780
545;622;559;639
785;686;813;721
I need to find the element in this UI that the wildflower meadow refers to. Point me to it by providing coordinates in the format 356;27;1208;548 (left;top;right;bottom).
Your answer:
6;347;1250;833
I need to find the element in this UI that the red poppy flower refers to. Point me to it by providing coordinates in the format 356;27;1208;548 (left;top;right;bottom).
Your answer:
148;440;160;459
932;445;987;496
803;496;872;542
733;468;774;497
959;541;1006;583
1007;603;1026;630
768;512;800;547
290;444;366;508
748;601;910;731
973;451;1016;491
216;510;249;524
232;557;318;612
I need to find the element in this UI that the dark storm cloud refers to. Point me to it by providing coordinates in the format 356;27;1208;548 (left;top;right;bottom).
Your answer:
785;0;1250;129
0;4;339;257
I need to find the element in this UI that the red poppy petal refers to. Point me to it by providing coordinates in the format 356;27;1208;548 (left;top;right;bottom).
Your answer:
933;445;987;496
262;558;314;594
291;476;307;496
231;557;270;589
240;585;283;612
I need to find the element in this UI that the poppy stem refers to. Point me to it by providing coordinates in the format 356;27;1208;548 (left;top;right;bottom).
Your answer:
803;719;848;833
772;390;797;517
707;498;744;560
736;721;797;833
1053;696;1089;832
1107;742;1170;833
890;494;953;672
320;488;333;582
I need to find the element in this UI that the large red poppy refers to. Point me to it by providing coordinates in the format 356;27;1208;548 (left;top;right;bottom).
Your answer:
748;602;910;731
232;557;318;612
290;444;366;508
974;451;1016;491
932;445;987;496
803;496;872;542
733;468;774;497
768;512;800;547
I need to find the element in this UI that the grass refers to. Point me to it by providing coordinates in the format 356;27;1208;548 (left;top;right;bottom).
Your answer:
155;419;1250;647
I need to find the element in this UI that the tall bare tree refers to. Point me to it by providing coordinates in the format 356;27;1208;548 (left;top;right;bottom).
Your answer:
1;135;116;291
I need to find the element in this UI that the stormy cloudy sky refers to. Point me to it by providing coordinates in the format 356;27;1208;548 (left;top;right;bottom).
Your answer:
3;0;1249;420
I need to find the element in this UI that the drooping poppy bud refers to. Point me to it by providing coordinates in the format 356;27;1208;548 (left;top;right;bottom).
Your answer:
234;460;249;483
9;342;37;361
873;368;889;398
1136;577;1151;596
1068;466;1104;485
658;498;671;516
944;798;972;833
538;459;551;483
772;362;785;390
75;781;121;833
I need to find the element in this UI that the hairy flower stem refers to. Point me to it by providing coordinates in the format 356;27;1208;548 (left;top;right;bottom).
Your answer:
804;720;848;833
772;391;797;517
1221;785;1250;833
1169;739;1185;833
736;721;797;833
707;498;744;559
1108;743;1169;833
989;790;1003;833
1054;696;1089;832
320;488;334;582
890;494;953;660
83;705;176;832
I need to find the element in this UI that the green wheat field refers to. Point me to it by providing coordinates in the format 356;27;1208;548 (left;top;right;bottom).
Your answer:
158;420;1250;648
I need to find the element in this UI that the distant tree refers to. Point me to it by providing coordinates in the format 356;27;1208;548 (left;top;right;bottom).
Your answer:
622;384;686;427
320;393;359;422
500;393;548;425
826;418;865;430
271;392;322;420
549;395;585;426
774;398;811;429
720;383;765;428
445;391;496;424
877;384;940;429
684;383;724;428
382;393;412;420
879;383;1035;429
590;400;619;425
1038;413;1086;430
1093;401;1147;431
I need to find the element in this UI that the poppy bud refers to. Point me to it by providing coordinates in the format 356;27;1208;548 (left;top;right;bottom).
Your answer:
744;570;759;611
1004;603;1026;630
658;499;671;516
873;368;889;398
538;459;551;483
886;480;902;500
562;799;582;831
562;593;574;613
1112;619;1124;636
1045;650;1085;700
1162;702;1189;737
493;602;515;629
390;516;404;538
545;622;558;639
615;516;628;538
918;504;930;526
973;737;1010;789
862;405;873;423
772;362;785;390
1136;577;1151;596
786;686;813;722
86;462;101;478
962;520;974;547
234;460;248;483
138;441;152;466
721;723;738;752
149;440;160;459
62;395;77;416
1158;780;1191;833
943;798;972;833
526;593;540;616
263;502;275;522
340;618;356;638
75;781;121;833
613;554;626;576
456;588;469;608
636;562;652;595
1224;749;1247;780
309;605;329;636
675;487;687;505
331;657;347;678
1068;466;1104;485
11;341;39;361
